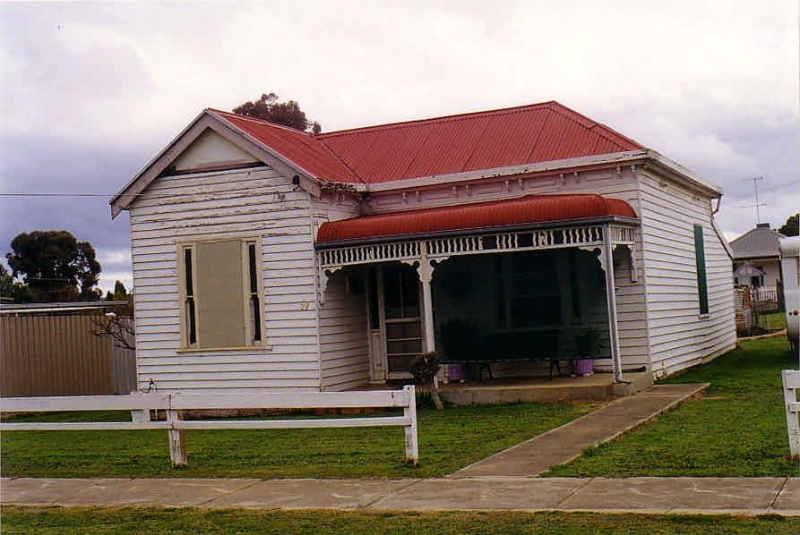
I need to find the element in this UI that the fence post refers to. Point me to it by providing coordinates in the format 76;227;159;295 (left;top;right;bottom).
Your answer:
166;406;187;467
782;370;800;460
403;385;419;465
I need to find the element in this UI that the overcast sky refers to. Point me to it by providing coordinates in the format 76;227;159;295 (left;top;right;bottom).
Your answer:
1;1;797;293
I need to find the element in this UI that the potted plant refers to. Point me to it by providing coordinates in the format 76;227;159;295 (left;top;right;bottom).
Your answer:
439;318;480;383
574;327;603;376
409;351;444;410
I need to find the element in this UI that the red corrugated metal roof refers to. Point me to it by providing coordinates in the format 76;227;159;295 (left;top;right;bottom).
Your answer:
208;109;361;183
317;194;637;243
210;102;644;185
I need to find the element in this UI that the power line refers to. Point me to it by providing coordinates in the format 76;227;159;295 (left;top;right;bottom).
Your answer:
0;193;112;198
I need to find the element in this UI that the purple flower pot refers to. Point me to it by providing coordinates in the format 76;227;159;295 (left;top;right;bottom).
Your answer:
573;358;594;376
447;363;468;382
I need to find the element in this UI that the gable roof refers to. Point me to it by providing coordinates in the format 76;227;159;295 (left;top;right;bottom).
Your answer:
730;224;787;259
112;100;720;217
205;102;644;185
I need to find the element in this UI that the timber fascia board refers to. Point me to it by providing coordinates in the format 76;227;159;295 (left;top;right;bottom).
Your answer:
359;150;652;194
641;150;723;197
360;149;723;200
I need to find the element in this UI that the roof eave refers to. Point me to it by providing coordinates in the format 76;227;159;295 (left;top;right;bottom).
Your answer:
642;150;723;197
360;150;651;193
353;149;723;199
110;108;209;218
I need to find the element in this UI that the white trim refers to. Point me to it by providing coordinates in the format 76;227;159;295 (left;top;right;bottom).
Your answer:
362;149;722;198
176;235;267;351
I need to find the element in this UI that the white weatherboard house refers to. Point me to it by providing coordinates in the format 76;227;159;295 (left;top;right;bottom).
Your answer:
111;101;736;394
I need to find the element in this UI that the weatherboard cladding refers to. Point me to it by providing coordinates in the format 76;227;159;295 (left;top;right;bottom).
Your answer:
211;101;643;185
316;194;638;243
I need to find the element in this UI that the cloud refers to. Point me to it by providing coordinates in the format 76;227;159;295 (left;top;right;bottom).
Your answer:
0;0;797;289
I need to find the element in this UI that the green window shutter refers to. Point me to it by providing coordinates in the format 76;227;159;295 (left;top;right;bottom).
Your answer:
694;224;709;315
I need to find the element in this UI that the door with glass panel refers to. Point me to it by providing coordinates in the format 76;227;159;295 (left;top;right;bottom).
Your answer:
382;264;422;379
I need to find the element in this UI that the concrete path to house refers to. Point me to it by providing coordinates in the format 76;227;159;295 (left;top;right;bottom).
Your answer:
452;382;709;477
7;382;797;516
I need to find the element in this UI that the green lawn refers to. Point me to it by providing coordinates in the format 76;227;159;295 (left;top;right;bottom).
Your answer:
4;507;799;534
1;401;591;479
545;336;799;477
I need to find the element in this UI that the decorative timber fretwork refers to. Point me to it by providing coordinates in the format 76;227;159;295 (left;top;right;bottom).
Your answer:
316;223;638;299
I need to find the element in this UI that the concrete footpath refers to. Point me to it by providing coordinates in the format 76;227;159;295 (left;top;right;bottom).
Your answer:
3;476;799;516
3;383;799;516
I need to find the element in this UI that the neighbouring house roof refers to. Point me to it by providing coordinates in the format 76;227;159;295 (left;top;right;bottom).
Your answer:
111;101;722;217
0;301;129;315
730;223;786;259
316;194;637;244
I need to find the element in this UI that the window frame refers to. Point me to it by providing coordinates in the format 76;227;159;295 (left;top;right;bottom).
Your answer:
693;224;710;316
177;236;266;351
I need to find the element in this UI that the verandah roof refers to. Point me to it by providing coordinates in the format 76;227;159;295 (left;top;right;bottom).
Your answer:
316;194;637;244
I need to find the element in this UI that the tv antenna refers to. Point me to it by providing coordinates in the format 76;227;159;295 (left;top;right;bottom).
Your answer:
743;176;767;225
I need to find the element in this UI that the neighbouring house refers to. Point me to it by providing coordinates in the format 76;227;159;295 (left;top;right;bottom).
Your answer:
111;101;736;394
731;223;786;305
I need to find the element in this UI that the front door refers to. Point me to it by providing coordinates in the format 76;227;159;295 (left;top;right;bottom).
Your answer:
381;264;423;379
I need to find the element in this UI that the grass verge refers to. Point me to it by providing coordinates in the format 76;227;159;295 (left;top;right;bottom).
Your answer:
545;336;799;477
1;401;591;479
3;506;800;534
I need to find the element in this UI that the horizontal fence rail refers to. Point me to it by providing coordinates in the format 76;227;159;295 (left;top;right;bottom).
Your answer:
0;386;419;467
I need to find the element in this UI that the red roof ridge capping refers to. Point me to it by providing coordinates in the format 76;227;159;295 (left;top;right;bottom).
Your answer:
206;108;310;134
317;194;637;244
316;101;561;139
316;101;643;150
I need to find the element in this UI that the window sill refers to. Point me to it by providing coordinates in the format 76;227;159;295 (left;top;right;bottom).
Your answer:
177;345;272;354
698;313;710;321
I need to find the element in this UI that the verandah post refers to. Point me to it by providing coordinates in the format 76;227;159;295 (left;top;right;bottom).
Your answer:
403;385;419;465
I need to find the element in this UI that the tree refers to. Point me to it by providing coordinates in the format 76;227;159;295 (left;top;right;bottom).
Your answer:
233;92;321;134
6;230;102;302
779;213;799;237
105;280;129;301
92;297;135;351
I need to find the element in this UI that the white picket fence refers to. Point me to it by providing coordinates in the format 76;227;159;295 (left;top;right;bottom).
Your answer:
0;386;419;467
783;370;800;460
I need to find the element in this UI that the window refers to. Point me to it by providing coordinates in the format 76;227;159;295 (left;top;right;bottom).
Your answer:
180;238;264;349
496;252;561;329
693;224;709;315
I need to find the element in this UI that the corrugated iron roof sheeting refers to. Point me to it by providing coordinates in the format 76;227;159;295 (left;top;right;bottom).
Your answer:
317;194;637;243
212;102;644;186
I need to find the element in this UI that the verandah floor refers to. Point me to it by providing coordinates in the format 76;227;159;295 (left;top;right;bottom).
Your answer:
363;370;653;405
